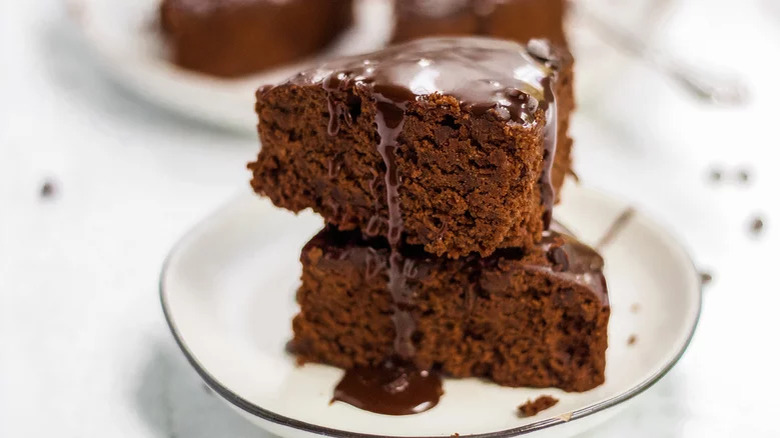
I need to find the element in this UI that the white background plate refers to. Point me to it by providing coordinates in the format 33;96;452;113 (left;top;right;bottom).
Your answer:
160;184;701;438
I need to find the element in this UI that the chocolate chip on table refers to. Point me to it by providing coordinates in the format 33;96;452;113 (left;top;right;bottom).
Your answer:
39;179;56;199
737;168;751;184
708;168;723;183
749;216;765;236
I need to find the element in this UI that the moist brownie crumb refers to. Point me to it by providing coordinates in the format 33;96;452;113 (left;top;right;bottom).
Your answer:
627;334;637;345
518;395;559;417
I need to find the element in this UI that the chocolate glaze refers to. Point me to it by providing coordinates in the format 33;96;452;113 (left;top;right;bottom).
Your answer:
478;220;608;305
299;37;562;365
532;225;608;305
332;360;443;415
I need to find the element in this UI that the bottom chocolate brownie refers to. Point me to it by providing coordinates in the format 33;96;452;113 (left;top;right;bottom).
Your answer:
292;226;609;392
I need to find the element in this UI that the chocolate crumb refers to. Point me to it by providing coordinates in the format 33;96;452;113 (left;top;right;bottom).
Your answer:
699;271;713;286
40;180;56;199
518;395;559;417
630;303;640;313
749;216;765;236
737;169;751;184
627;335;637;345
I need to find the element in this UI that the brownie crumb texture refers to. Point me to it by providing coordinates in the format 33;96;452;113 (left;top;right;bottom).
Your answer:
518;395;559;417
627;334;637;345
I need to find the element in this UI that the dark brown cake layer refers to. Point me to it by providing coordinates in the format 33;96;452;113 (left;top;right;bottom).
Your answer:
291;225;610;392
249;37;575;258
160;0;354;78
392;0;568;47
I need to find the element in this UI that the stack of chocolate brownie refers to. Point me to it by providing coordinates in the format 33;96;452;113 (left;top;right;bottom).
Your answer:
248;37;609;413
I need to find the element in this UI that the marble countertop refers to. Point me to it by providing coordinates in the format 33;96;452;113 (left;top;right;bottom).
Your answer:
1;0;779;436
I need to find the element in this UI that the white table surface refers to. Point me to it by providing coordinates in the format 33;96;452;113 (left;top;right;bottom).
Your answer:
1;0;779;436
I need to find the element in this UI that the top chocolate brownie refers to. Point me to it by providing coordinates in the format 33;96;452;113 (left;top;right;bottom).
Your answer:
249;37;575;258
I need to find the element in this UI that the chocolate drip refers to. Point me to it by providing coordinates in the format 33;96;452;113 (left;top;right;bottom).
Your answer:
326;97;342;136
373;88;418;360
527;39;560;229
533;225;609;305
538;78;557;228
332;360;442;416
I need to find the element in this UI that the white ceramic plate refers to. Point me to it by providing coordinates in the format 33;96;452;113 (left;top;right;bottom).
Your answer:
66;0;393;132
160;184;701;438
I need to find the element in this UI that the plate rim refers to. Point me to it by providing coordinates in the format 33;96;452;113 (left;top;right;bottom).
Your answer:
159;190;703;438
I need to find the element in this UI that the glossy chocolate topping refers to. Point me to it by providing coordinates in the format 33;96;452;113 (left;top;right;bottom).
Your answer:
286;37;563;365
332;360;443;415
533;223;609;305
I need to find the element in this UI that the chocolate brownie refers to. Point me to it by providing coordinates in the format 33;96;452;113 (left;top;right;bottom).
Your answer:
249;37;575;258
518;395;559;416
291;224;610;392
160;0;354;77
392;0;568;47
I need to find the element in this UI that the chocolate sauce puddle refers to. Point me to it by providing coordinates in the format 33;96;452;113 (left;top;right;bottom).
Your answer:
332;360;443;416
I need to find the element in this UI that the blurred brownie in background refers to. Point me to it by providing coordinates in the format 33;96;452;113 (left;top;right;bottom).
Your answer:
392;0;568;47
160;0;354;77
